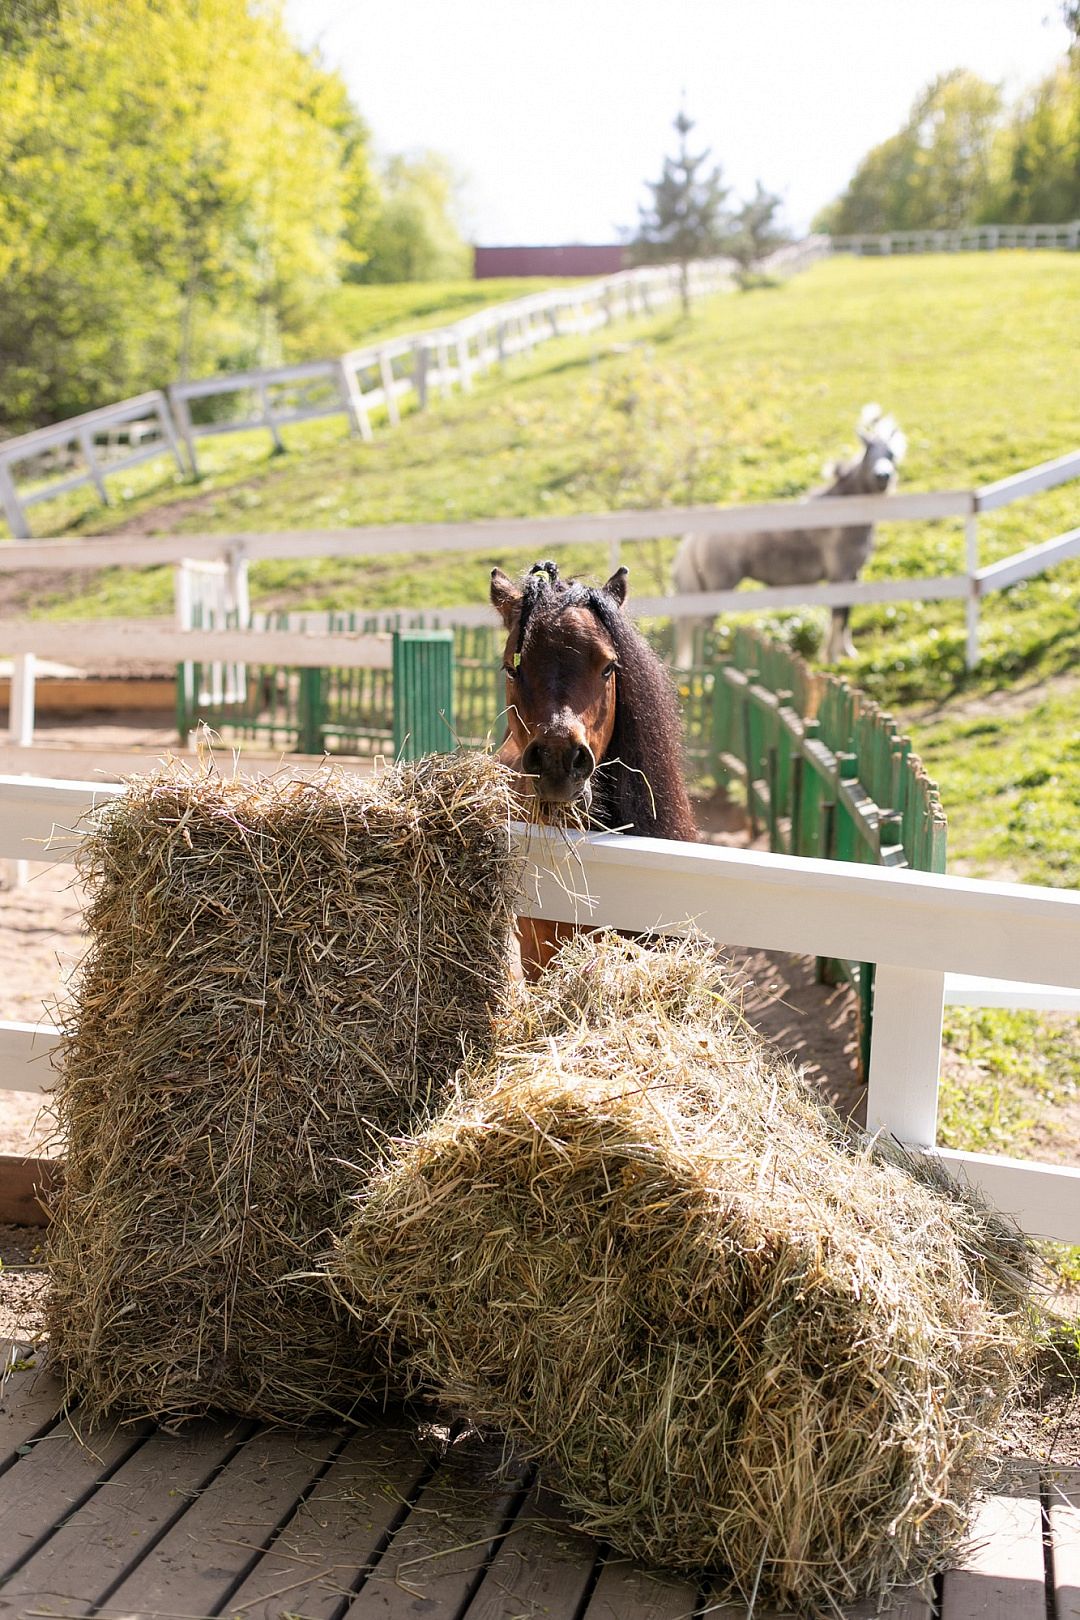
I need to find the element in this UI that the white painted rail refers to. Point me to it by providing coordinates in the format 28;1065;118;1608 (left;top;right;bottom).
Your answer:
834;222;1080;255
2;778;1078;1244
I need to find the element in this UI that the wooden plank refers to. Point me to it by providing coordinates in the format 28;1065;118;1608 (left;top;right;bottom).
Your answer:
841;1587;933;1618
343;1452;528;1619
224;1422;429;1620
1048;1466;1080;1620
464;1485;598;1620
0;1418;250;1617
0;490;974;573
584;1559;699;1620
976;449;1080;511
940;1464;1045;1620
944;973;1080;1013
0;393;166;461
974;527;1080;592
101;1424;343;1617
0;1154;59;1225
0;677;175;713
934;1148;1080;1244
0;622;394;673
510;826;1080;991
0;1348;63;1474
0;1414;149;1582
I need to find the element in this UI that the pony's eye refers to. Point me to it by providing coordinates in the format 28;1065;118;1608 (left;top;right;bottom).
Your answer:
602;661;617;680
502;663;517;679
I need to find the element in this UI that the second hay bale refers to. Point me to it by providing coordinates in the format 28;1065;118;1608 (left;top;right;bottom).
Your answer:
339;933;1034;1615
46;753;517;1427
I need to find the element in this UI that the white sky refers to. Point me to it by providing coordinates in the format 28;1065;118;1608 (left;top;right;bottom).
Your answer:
284;0;1071;242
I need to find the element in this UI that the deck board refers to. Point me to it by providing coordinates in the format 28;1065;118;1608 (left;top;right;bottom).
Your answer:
940;1462;1046;1620
0;1418;249;1617
1049;1467;1080;1620
222;1421;431;1620
464;1484;599;1620
100;1424;343;1617
0;1352;1074;1620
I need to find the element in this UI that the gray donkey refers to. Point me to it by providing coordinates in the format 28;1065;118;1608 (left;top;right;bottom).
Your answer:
672;405;907;664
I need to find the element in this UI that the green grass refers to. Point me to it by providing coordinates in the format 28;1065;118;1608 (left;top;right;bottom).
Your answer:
5;252;1080;1197
282;277;581;359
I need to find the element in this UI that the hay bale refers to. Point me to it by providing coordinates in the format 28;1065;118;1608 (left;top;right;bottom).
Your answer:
46;753;516;1427
338;933;1034;1614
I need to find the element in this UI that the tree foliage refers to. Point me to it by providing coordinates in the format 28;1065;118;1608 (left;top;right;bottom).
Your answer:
724;182;791;284
0;0;378;430
354;153;470;284
632;112;731;312
818;53;1080;234
816;71;1002;234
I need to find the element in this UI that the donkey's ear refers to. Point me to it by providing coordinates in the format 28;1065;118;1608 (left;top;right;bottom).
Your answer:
490;567;522;626
604;565;629;608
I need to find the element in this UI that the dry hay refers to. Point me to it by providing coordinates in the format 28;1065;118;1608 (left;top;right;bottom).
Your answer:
46;752;517;1427
338;932;1036;1616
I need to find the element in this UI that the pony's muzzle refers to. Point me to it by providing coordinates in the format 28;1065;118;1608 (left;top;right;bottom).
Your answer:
522;737;596;802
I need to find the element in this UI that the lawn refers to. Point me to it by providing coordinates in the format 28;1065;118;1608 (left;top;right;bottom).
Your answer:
5;251;1080;1177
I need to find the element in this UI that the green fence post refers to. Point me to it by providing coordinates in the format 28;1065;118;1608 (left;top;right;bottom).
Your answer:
393;629;455;760
297;668;326;754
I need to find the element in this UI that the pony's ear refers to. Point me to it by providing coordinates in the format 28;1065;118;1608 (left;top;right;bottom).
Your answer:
490;567;522;626
604;565;629;608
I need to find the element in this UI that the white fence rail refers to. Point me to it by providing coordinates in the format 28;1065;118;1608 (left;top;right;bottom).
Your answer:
0;392;186;540
2;776;1078;1244
834;221;1080;255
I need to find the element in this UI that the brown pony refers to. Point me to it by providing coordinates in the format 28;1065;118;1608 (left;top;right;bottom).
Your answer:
490;559;698;974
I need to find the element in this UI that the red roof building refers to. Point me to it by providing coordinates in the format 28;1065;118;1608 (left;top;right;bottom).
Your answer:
473;244;628;279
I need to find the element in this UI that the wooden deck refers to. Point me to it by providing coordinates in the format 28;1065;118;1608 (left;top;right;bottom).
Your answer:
0;1348;1076;1620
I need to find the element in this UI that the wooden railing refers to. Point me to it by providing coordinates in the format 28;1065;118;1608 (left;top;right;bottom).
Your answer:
2;774;1078;1243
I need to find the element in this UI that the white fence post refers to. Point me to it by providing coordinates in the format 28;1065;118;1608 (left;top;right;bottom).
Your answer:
169;389;200;476
965;510;980;671
0;461;28;540
865;963;946;1147
337;357;374;443
378;348;400;427
76;429;110;505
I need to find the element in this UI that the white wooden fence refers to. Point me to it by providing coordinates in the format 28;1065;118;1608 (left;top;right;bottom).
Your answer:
834;221;1080;255
2;775;1077;1244
0;258;734;537
0;393;186;540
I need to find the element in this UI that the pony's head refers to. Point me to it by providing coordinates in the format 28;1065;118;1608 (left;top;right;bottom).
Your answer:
490;559;625;808
490;560;698;841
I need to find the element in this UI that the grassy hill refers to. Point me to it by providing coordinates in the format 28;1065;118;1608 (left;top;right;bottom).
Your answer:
6;251;1080;1201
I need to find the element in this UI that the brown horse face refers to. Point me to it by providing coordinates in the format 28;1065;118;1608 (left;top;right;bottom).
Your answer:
490;567;626;808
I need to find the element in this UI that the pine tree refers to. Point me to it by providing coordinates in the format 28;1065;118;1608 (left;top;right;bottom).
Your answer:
632;112;730;314
726;182;791;287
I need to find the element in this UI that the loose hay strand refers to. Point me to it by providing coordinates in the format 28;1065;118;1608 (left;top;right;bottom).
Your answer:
337;931;1038;1617
46;752;519;1427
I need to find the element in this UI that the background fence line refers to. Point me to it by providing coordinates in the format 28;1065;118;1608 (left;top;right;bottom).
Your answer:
833;221;1080;255
0;256;737;538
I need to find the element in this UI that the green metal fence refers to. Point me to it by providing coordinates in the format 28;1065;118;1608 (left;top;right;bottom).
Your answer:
709;625;946;1073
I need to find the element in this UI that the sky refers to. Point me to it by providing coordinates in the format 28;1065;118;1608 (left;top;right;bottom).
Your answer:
284;0;1072;243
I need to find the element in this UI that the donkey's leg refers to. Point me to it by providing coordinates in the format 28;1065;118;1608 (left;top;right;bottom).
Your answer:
827;605;856;661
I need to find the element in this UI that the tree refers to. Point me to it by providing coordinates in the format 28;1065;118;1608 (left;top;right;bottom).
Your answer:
983;62;1080;223
0;0;380;427
632;111;730;315
723;182;791;286
353;153;470;283
815;71;1002;234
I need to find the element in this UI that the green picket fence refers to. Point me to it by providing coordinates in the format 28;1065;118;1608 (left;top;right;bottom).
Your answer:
709;625;946;1073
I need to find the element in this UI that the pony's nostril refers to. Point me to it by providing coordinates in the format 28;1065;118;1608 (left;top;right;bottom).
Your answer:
521;742;543;778
571;744;594;779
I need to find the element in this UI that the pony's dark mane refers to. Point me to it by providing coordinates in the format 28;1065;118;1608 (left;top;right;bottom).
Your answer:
517;562;698;842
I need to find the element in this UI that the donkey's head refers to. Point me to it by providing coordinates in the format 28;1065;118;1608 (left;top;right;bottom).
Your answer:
851;402;907;493
490;559;628;808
